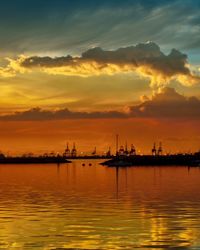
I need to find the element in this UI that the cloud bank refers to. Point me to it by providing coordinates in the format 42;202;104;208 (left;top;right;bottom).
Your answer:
1;87;200;121
1;42;199;87
130;87;200;118
0;107;126;121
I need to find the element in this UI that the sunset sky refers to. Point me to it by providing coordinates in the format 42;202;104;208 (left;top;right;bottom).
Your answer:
0;0;200;155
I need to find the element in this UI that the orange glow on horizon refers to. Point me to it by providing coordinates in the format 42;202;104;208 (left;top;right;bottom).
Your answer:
0;118;199;155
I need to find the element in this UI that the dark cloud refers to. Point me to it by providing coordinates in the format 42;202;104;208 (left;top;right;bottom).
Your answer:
130;87;200;118
1;88;200;120
81;43;163;63
81;43;190;77
19;42;199;85
22;55;73;68
0;107;126;121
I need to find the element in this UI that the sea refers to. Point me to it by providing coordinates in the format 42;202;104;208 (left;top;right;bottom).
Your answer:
0;160;200;249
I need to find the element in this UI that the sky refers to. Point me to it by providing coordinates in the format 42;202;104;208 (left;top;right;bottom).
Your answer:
0;0;200;154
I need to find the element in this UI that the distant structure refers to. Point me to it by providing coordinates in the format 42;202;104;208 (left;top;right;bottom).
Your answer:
71;143;77;158
116;139;137;157
63;143;71;158
124;142;129;156
158;142;163;155
152;143;157;156
130;144;136;156
92;147;97;156
106;147;111;157
0;152;5;159
62;138;164;159
119;145;125;156
152;142;163;156
116;134;119;156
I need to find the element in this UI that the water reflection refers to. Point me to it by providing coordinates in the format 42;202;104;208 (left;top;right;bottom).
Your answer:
0;161;200;249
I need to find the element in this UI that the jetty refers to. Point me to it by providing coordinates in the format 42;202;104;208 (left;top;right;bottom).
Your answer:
0;155;71;164
101;153;200;167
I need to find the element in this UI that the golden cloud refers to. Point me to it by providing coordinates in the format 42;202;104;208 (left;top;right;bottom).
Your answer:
0;42;199;87
1;87;200;120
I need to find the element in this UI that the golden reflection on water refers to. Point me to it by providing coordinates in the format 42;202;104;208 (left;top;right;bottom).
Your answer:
0;161;200;249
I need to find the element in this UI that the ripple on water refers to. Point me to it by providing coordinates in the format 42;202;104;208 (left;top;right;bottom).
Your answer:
0;162;200;249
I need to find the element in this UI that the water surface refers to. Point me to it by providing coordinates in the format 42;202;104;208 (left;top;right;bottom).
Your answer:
0;160;200;249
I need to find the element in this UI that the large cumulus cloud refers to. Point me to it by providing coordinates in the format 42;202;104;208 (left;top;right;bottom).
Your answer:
1;42;200;87
129;87;200;118
1;87;200;120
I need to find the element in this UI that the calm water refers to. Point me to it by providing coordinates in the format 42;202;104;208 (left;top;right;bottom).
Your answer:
0;160;200;249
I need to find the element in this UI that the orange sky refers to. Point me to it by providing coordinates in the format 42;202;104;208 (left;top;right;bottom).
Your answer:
0;118;200;155
0;5;200;155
